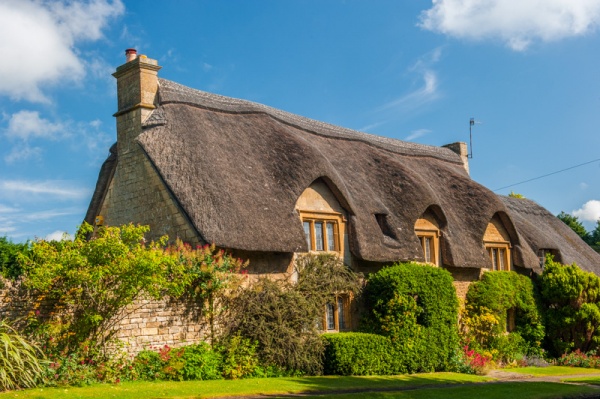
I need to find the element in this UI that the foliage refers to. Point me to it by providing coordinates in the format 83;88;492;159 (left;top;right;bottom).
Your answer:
218;335;261;379
167;241;246;344
508;191;525;199
449;345;493;375
20;223;245;356
462;271;545;363
0;236;29;279
538;257;600;356
557;211;593;245
360;262;459;373
322;332;399;376
133;344;221;381
223;254;361;375
555;349;600;369
0;319;45;391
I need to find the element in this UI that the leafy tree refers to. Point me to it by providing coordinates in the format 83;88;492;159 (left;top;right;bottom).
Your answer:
538;256;600;356
557;211;592;245
0;237;29;279
592;220;600;253
508;191;525;199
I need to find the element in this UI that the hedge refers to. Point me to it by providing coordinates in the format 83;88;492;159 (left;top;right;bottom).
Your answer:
322;333;397;375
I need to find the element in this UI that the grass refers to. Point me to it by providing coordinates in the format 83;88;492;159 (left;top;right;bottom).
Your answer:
507;366;600;376
3;373;490;399
286;382;598;399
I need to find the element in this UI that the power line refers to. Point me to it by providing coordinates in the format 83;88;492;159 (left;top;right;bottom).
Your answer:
493;157;600;192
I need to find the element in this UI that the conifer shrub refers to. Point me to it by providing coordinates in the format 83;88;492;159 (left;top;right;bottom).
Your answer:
361;262;459;373
463;271;544;362
322;332;397;375
539;257;600;356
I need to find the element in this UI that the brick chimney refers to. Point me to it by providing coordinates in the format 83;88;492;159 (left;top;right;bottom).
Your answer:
112;49;161;157
442;142;470;175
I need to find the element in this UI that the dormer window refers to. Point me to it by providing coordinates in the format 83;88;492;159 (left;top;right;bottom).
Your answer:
484;215;513;271
301;212;343;254
415;212;441;266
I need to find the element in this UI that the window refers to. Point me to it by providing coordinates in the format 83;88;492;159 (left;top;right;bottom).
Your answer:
483;215;512;271
300;211;344;255
322;295;351;332
414;214;441;266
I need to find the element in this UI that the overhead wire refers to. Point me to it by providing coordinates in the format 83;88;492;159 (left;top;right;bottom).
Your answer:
493;157;600;192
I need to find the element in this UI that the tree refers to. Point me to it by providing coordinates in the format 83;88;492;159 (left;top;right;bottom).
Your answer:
592;220;600;253
0;237;29;279
557;212;592;245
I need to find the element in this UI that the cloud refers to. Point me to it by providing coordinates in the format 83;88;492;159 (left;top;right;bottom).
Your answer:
419;0;600;51
4;145;43;163
359;121;386;132
404;129;432;141
0;180;90;200
573;200;600;222
44;231;74;242
4;110;66;141
0;0;124;102
378;47;443;114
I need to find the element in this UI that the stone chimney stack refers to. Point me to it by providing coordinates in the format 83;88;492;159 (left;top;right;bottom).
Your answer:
112;49;161;157
442;142;470;176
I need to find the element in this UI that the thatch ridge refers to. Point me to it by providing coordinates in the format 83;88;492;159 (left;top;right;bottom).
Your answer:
156;79;465;166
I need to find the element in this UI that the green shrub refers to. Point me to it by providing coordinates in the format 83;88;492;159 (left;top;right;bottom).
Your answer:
179;343;221;381
219;335;260;379
539;257;600;356
361;262;459;373
322;332;397;375
463;271;544;361
0;319;45;391
223;254;361;375
133;350;163;381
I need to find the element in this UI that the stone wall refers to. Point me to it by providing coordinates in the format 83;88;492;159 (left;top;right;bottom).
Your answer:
446;266;483;302
0;280;208;354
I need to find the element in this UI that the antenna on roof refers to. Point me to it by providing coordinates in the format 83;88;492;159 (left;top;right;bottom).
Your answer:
468;117;481;159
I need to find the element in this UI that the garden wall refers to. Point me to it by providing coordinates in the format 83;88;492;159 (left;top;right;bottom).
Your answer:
0;280;209;353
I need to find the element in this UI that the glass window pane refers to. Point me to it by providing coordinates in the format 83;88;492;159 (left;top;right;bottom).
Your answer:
326;303;335;330
424;237;431;263
326;222;336;251
303;221;311;250
315;222;324;251
499;249;505;270
492;248;498;271
337;297;346;330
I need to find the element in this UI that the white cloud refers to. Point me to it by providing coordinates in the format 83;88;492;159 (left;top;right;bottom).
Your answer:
419;0;600;51
44;230;74;242
4;145;43;163
581;182;589;190
4;110;65;141
380;70;440;112
405;129;432;141
0;180;90;200
0;0;124;102
573;200;600;222
359;121;386;132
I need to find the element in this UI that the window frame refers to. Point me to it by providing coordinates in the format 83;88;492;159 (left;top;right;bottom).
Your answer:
415;228;440;266
484;241;511;271
322;294;351;332
299;210;345;256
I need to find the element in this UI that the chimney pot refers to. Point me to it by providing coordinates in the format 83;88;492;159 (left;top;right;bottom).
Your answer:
125;48;137;63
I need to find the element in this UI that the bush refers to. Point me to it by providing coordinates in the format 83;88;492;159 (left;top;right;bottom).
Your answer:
133;350;163;380
360;262;459;373
133;344;222;381
463;270;544;362
179;343;221;381
0;319;45;391
0;237;29;279
322;332;397;375
223;254;361;375
219;335;261;379
539;257;600;356
556;349;600;368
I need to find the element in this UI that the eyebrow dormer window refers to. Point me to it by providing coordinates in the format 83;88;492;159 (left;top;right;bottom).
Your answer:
300;211;344;255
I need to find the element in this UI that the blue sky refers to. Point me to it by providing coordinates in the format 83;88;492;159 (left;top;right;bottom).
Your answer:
1;0;600;242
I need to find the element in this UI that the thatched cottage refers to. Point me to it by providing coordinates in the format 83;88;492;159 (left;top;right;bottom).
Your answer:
86;51;600;331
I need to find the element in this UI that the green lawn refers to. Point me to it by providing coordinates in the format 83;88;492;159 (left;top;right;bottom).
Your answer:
508;366;600;376
5;370;600;399
287;382;598;399
2;373;489;399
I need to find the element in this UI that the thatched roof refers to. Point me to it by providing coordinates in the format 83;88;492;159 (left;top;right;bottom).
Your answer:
86;78;599;271
502;196;600;273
